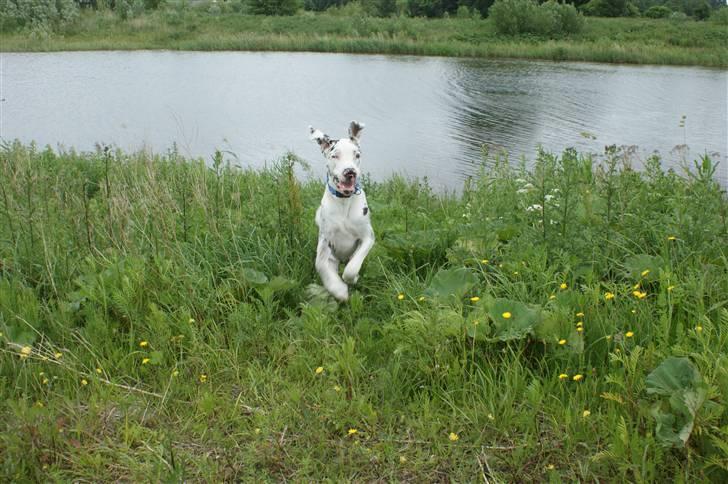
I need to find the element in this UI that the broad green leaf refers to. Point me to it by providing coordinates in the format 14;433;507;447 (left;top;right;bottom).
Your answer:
646;357;701;396
487;298;541;342
267;276;297;292
624;254;664;283
424;267;478;301
241;267;268;286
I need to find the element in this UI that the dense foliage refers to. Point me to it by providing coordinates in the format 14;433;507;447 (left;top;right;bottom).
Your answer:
489;0;584;35
0;0;723;29
1;142;727;480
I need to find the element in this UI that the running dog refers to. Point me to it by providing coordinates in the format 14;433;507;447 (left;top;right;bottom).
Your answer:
309;121;374;302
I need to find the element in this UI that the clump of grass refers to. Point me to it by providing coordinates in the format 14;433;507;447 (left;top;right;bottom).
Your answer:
1;141;727;481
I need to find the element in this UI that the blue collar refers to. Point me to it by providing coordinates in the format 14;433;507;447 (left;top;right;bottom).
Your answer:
326;173;361;198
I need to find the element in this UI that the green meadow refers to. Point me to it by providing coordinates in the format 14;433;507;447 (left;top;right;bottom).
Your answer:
1;141;727;481
2;9;727;67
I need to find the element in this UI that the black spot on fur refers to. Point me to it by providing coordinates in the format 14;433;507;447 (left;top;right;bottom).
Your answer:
363;207;368;216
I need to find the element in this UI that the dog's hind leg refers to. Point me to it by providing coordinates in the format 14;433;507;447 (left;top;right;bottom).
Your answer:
316;238;349;302
342;228;374;285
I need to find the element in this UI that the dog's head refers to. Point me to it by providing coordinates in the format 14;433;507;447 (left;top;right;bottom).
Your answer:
309;121;364;197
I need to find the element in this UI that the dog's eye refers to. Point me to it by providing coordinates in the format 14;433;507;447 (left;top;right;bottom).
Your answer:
355;153;360;159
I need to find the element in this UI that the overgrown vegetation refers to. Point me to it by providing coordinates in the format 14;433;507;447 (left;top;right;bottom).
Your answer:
1;141;727;480
489;0;584;36
1;6;726;67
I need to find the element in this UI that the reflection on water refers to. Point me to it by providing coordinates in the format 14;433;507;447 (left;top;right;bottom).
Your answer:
1;51;726;188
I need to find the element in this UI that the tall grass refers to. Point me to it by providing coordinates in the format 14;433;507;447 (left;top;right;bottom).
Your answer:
1;141;727;481
1;10;726;67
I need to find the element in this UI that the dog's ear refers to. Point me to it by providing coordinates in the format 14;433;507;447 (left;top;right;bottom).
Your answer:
309;126;334;153
348;121;365;144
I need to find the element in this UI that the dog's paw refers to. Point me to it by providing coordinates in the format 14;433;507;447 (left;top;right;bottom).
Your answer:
324;281;348;302
342;269;359;285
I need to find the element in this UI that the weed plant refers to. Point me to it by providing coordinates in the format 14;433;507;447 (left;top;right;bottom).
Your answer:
1;141;727;480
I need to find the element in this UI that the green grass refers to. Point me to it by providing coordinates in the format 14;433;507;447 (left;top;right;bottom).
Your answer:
1;141;728;481
2;9;727;67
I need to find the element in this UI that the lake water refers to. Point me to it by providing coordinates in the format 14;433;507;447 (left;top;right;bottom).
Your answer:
1;51;726;188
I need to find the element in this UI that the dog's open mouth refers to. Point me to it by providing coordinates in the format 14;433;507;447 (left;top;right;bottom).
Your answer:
336;169;357;195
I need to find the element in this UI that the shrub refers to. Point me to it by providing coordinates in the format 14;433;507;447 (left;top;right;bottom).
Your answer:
0;0;79;32
489;0;584;36
407;0;459;17
580;0;628;16
711;7;728;25
248;0;300;14
644;5;672;17
115;0;144;19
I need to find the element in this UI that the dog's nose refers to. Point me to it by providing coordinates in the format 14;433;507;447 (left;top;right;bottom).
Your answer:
343;168;356;179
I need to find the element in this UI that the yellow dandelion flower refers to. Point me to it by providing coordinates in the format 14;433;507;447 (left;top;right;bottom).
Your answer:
576;321;584;327
625;331;634;338
254;428;261;435
399;455;407;463
606;335;612;341
576;327;583;333
448;432;459;442
54;352;63;359
481;259;489;264
696;325;703;333
576;312;585;317
631;309;637;314
418;296;426;302
172;370;179;377
35;401;44;408
502;312;512;319
42;378;49;385
199;374;207;383
189;318;196;324
558;339;567;345
81;379;88;386
573;374;584;381
632;290;647;299
549;294;556;300
39;371;44;376
19;346;32;359
633;282;641;290
558;373;569;380
667;285;675;292
139;340;148;348
348;428;358;436
641;269;650;277
142;357;150;365
397;293;405;301
582;410;591;418
96;368;102;374
560;283;568;290
604;292;615;300
470;296;480;303
315;366;324;375
667;236;677;241
487;413;495;421
334;385;342;392
513;271;519;275
546;464;555;470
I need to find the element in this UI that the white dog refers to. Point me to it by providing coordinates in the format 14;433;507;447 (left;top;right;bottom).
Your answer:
309;121;375;302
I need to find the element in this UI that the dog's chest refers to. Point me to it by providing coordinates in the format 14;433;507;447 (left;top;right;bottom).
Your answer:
317;193;371;258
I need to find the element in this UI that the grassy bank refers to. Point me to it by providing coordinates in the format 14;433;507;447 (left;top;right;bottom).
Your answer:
1;141;728;481
2;10;727;67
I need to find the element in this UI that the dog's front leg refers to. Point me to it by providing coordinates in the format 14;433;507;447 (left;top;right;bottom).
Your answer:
342;228;374;285
316;238;349;302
